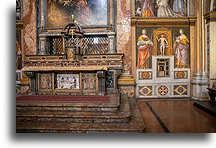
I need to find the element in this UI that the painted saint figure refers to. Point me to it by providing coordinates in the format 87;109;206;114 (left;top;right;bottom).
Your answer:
174;29;189;68
16;40;22;70
173;0;186;16
156;0;175;17
157;34;168;56
141;0;155;17
137;29;153;69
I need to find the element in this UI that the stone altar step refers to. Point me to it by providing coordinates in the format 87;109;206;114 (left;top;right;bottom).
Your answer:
16;94;120;112
16;94;130;123
16;97;145;133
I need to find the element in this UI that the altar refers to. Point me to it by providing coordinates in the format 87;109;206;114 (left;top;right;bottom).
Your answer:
22;14;123;96
23;54;123;95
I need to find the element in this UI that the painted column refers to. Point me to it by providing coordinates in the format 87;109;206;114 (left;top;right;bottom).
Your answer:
191;0;209;101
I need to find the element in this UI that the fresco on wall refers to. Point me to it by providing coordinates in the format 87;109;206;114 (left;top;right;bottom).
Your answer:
136;27;190;69
174;29;190;68
137;29;153;69
135;0;187;17
16;30;22;70
47;0;108;28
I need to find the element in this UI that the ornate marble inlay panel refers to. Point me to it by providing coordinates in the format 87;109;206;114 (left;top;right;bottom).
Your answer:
136;56;190;98
139;71;152;80
139;86;152;96
174;85;188;95
82;73;97;91
39;73;52;89
174;71;188;79
158;85;169;96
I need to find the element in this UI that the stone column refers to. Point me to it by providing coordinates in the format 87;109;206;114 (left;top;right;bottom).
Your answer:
107;32;116;53
191;0;209;101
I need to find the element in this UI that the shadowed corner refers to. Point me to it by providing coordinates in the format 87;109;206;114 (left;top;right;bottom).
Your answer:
8;4;17;140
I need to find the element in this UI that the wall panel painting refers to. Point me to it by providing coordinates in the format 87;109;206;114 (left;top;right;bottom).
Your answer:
136;27;190;69
135;0;188;17
46;0;108;28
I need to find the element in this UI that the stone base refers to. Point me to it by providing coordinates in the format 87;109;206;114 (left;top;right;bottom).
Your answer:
191;73;209;101
118;71;135;98
16;94;145;133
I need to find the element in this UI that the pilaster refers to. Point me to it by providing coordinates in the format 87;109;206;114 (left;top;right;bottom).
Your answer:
191;0;209;101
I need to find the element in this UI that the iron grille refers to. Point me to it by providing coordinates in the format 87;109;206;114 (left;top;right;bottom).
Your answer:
46;36;109;55
81;36;109;54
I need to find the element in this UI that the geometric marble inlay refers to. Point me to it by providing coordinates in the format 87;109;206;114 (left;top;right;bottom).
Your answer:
139;71;152;80
174;71;188;79
139;86;152;96
174;85;187;95
158;85;169;96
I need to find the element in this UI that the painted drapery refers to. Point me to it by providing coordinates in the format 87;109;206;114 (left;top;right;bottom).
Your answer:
137;30;153;69
141;0;155;17
156;0;175;17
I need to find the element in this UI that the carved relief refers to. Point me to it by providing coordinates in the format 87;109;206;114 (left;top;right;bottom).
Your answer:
56;74;79;90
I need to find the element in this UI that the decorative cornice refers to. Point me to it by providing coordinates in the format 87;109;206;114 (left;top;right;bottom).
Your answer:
131;17;196;26
204;11;216;23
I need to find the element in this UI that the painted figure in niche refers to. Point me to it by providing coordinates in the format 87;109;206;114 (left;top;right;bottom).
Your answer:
16;40;22;70
137;29;153;69
157;34;168;56
173;0;186;16
174;29;189;68
156;0;176;17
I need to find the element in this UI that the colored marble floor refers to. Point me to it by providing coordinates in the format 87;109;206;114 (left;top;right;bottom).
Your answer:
138;99;216;133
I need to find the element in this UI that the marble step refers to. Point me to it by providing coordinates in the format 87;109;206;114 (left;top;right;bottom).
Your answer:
16;97;145;133
16;94;120;112
16;95;130;123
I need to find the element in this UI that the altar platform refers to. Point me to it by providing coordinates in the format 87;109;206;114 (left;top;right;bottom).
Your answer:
16;94;145;133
